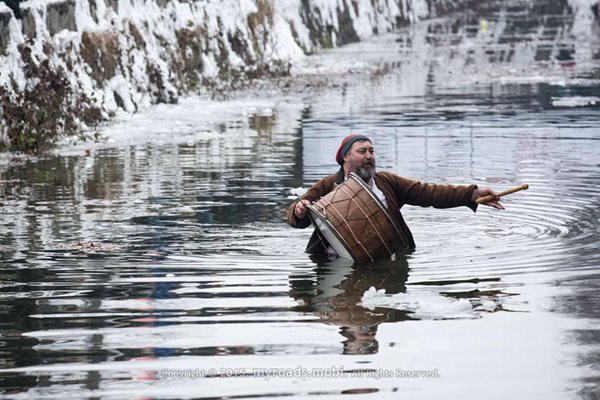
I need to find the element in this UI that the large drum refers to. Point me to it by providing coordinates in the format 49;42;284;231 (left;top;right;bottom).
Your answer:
307;173;409;263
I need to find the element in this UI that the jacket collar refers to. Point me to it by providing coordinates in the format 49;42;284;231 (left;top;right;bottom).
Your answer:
334;168;345;185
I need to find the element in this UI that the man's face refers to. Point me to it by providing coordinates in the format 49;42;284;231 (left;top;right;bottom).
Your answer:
343;140;376;182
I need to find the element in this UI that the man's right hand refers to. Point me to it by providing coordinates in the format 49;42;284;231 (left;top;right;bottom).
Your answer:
294;199;311;219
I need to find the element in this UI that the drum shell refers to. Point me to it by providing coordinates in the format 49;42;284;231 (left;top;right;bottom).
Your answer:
309;173;406;263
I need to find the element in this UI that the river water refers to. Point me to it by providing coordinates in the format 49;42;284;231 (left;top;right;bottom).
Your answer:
1;0;599;398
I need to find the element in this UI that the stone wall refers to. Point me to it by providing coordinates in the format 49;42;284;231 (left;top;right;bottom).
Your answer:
0;0;473;152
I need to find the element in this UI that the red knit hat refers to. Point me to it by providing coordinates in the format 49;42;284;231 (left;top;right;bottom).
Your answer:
335;134;371;165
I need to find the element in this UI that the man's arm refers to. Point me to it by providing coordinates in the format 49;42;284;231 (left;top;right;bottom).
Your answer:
379;173;480;211
287;175;337;228
287;198;312;228
381;172;503;211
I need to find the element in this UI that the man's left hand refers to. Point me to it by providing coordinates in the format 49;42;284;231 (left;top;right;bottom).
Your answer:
472;188;505;210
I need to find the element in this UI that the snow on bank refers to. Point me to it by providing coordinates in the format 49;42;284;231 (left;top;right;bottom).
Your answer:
1;0;476;149
0;0;409;114
56;93;304;154
3;0;595;151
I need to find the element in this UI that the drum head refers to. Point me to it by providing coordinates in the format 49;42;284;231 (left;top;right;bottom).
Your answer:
307;205;355;261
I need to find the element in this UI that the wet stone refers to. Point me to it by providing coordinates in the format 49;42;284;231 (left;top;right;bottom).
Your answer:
0;10;10;55
46;0;77;36
21;8;36;41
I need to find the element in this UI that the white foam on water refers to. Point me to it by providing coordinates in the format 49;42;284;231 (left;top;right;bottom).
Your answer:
288;187;308;197
360;287;483;320
551;96;600;107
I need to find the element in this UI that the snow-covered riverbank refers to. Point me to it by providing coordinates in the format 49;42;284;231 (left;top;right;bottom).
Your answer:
0;0;477;151
1;0;597;152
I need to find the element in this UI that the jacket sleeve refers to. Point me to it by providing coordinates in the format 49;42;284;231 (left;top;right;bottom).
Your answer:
287;176;335;228
383;173;479;212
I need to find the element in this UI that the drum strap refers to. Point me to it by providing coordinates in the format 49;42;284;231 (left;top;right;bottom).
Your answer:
337;186;395;258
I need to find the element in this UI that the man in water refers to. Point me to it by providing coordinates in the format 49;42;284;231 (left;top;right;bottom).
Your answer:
287;134;503;258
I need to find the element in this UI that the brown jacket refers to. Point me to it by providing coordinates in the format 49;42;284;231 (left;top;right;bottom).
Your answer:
287;171;478;255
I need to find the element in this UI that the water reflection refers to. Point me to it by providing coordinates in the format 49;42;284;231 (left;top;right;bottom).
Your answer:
291;258;411;355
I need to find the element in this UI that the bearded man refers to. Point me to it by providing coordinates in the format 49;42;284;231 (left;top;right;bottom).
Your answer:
287;134;503;258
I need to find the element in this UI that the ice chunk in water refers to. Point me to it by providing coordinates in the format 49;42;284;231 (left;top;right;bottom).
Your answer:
360;287;479;320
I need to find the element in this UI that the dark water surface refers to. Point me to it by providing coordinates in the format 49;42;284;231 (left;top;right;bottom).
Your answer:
1;0;599;398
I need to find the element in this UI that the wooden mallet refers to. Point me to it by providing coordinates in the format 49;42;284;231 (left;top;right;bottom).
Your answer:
475;184;529;204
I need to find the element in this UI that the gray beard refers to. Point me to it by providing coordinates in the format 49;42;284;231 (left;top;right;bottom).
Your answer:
356;165;375;183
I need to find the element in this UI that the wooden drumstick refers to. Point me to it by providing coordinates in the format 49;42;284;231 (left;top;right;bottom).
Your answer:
475;184;529;204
